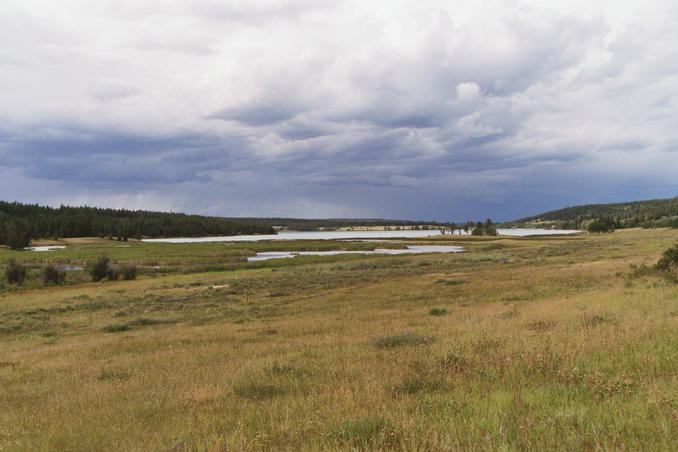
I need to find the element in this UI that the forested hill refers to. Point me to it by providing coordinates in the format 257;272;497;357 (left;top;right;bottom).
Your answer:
226;217;448;231
0;201;275;249
504;196;678;229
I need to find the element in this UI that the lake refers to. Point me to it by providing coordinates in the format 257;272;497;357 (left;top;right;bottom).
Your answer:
142;228;579;243
29;246;67;252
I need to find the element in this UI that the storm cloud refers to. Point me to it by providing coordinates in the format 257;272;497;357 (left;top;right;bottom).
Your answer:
1;0;677;220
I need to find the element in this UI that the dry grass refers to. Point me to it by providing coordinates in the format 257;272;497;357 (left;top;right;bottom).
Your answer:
2;228;678;450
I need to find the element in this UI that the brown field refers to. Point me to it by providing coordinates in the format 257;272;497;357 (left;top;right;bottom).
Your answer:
2;228;678;450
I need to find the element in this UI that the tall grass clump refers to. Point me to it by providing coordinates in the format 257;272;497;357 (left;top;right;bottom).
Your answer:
5;259;27;285
335;417;401;448
120;263;138;280
428;307;448;316
101;324;129;333
106;265;120;281
233;375;290;400
372;333;435;348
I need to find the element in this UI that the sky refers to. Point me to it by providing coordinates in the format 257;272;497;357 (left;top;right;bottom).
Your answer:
1;0;678;222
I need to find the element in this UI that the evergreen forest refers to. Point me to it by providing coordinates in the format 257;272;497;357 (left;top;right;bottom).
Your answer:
0;201;275;249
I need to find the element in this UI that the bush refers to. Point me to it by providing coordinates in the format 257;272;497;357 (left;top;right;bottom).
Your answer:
102;324;129;333
656;244;678;270
587;217;616;233
41;264;65;286
4;224;31;250
120;264;137;280
86;255;110;281
5;259;27;285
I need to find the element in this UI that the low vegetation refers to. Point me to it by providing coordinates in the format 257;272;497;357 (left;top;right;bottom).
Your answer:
471;219;498;236
41;264;65;286
86;255;111;281
656;242;678;270
4;258;26;285
587;216;617;233
1;228;678;449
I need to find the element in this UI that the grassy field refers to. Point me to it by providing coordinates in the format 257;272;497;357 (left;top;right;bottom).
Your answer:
2;229;678;450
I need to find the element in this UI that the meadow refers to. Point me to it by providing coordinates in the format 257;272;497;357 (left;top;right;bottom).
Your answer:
1;228;678;450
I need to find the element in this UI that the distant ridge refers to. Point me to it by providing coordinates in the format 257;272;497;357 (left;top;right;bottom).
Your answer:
0;200;449;249
504;196;678;229
0;201;275;249
226;217;448;231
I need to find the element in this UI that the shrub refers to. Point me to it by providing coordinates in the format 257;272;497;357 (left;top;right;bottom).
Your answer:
587;217;616;233
86;255;110;281
119;264;137;280
125;317;177;327
5;259;27;285
656;244;678;270
41;264;65;286
428;308;448;316
102;324;129;333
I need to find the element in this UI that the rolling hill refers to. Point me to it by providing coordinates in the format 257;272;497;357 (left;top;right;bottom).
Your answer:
504;196;678;229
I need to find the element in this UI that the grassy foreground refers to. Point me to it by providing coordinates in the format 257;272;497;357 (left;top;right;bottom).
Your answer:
2;229;678;450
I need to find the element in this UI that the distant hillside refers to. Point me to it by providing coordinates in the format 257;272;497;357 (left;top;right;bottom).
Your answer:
225;217;448;231
0;201;275;249
504;196;678;229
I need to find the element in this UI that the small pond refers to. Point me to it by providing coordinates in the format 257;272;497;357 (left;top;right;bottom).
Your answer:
247;245;466;262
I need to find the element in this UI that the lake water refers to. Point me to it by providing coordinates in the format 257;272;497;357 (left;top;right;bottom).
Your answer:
143;228;578;243
29;246;67;252
248;245;466;262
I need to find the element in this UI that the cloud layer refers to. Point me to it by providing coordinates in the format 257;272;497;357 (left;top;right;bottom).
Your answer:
1;0;677;220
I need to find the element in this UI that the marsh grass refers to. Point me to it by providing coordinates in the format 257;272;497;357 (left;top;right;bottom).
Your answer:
101;317;178;333
2;229;678;449
232;376;291;400
101;323;129;333
372;333;435;348
334;417;401;448
96;368;131;381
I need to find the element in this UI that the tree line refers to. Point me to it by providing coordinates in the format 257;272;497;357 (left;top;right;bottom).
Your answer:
0;201;275;249
225;217;450;231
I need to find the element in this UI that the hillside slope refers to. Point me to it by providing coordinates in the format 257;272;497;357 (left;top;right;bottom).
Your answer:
504;196;678;229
